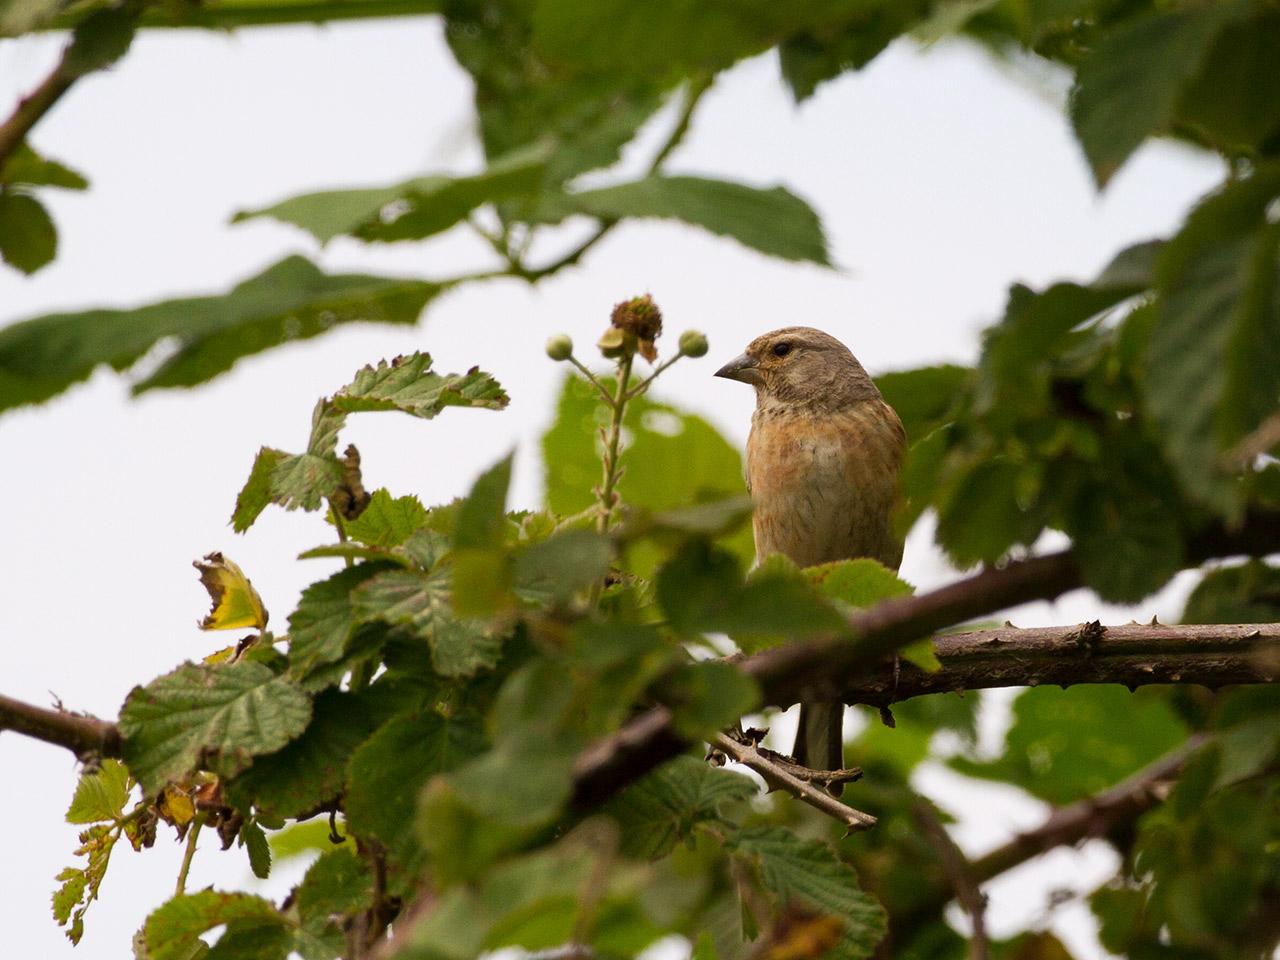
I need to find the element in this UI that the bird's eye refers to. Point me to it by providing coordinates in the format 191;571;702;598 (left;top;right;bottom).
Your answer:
772;342;792;357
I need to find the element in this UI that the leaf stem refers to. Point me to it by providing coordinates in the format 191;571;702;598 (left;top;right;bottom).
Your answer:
175;817;203;897
596;355;633;535
568;356;615;404
625;354;682;400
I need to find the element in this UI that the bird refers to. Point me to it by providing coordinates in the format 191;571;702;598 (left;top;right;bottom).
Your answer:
715;326;905;787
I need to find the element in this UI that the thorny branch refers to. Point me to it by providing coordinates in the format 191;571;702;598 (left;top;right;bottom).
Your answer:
889;735;1207;946
0;692;120;758
710;731;877;833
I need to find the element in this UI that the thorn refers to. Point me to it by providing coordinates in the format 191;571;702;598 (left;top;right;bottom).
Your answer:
1004;620;1017;628
878;705;896;728
1149;615;1161;626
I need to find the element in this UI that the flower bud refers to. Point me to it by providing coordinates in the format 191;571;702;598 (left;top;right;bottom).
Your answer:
678;330;709;358
545;334;574;362
597;326;631;359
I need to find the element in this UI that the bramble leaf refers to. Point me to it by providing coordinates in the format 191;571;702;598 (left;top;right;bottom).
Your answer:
66;759;131;825
194;553;268;631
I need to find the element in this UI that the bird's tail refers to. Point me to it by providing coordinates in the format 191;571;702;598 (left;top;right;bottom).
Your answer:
793;701;845;796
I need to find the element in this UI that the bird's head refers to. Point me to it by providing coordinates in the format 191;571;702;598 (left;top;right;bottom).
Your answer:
714;326;880;409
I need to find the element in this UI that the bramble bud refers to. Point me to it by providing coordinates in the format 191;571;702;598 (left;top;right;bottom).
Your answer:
678;330;709;358
545;334;574;362
610;293;662;362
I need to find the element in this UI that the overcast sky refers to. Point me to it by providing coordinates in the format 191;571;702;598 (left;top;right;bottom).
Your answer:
0;18;1226;959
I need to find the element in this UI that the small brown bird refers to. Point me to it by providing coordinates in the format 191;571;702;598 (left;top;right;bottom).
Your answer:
715;327;905;782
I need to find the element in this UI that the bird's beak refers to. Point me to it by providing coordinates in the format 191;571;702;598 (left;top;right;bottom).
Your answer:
714;352;762;385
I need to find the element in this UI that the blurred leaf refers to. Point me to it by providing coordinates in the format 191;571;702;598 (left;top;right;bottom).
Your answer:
0;256;438;412
513;529;614;604
144;891;283;960
0;143;88;189
241;821;271;880
1182;560;1280;624
666;661;761;740
1069;2;1250;185
194;553;269;631
544;176;830;265
604;755;756;859
0;191;56;274
234;144;548;243
297;847;373;947
227;689;373;820
731;827;887;960
934;457;1026;566
205;918;291;960
951;686;1187;804
352;567;502;676
345;710;486;868
66;759;130;824
64;6;137;74
874;365;969;444
1145;167;1280;515
119;661;312;795
343;489;428;547
455;454;513;550
1177;8;1280;151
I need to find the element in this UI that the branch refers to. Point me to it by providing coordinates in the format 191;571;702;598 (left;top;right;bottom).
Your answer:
0;43;80;173
0;692;121;758
710;731;877;833
890;735;1206;943
909;798;987;960
569;511;1280;810
827;621;1279;709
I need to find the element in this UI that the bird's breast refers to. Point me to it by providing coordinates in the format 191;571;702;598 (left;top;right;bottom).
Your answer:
746;401;904;569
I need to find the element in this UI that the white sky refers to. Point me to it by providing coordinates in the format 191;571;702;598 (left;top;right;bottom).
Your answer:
0;18;1226;959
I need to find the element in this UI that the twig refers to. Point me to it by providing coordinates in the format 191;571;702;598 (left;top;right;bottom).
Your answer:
909;798;987;960
174;817;203;896
0;692;121;758
0;46;79;174
596;353;633;535
890;736;1206;944
710;732;877;833
1228;410;1280;466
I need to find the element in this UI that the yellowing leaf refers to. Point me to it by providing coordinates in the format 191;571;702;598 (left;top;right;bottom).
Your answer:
158;786;196;828
194;552;268;631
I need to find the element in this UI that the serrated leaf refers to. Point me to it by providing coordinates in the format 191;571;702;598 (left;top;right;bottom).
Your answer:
352;567;502;677
269;453;344;514
0;191;57;274
144;891;282;960
297;847;373;922
287;564;386;682
345;710;486;867
205;919;291;960
1069;2;1251;186
604;755;756;859
731;827;887;960
51;868;86;925
227;688;373;820
343;489;428;547
194;552;268;631
119;661;312;795
873;365;969;444
543;176;830;266
332;352;508;419
234;144;549;244
240;821;271;879
66;758;131;824
0;256;438;413
232;448;287;532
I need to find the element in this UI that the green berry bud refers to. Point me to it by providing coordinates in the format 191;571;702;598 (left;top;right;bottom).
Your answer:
678;329;709;358
597;326;631;359
545;334;574;362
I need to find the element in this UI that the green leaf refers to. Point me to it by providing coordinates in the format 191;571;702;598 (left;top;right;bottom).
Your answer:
64;6;137;75
455;454;514;550
231;448;287;533
66;759;130;824
934;457;1027;566
119;661;313;795
731;827;887;960
287;565;387;682
1182;560;1280;624
1069;2;1251;186
604;755;756;859
665;661;761;740
1145;167;1280;514
0;143;88;190
352;567;502;677
513;529;614;604
810;558;913;608
205;919;291;960
144;891;283;960
544;176;830;266
0;256;439;412
345;710;486;867
234;144;549;244
227;689;373;820
447;740;579;828
874;365;969;444
297;847;373;923
332;352;509;419
1176;8;1280;152
951;686;1188;804
343;489;428;547
240;821;272;880
0;191;57;274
